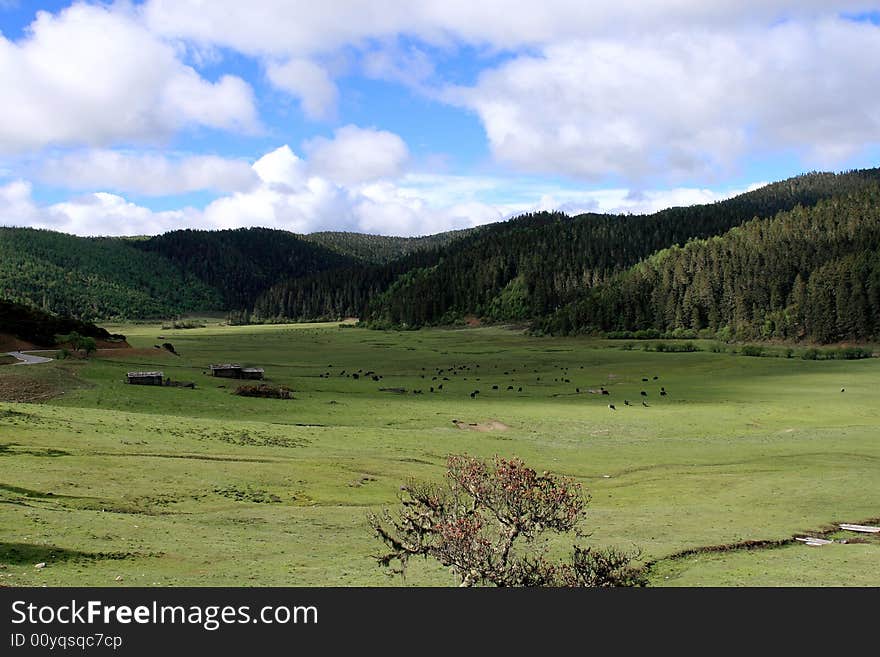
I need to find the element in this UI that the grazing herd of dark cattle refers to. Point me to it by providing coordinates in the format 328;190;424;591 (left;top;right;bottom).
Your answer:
319;361;670;409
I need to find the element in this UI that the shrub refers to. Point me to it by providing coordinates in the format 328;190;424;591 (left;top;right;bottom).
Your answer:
802;348;820;360
233;384;292;399
741;345;764;357
369;454;646;587
834;347;873;360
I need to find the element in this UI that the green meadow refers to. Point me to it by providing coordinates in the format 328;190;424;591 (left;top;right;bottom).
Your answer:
1;322;878;586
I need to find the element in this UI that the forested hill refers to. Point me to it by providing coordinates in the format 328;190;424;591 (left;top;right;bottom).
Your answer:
252;247;445;321
538;185;880;343
4;166;880;333
133;228;357;309
356;168;880;328
0;227;377;320
0;227;223;320
303;228;474;264
0;299;119;347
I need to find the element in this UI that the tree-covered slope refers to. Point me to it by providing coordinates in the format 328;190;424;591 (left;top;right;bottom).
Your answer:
0;298;121;346
252;248;443;321
133;228;357;310
358;168;880;327
303;228;473;264
538;185;880;343
0;228;222;320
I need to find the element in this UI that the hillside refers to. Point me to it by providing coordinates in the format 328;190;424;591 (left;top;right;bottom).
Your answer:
0;227;222;320
5;166;880;331
356;168;880;328
133;228;357;309
252;248;446;321
538;185;880;343
0;227;363;320
0;298;121;347
303;228;473;264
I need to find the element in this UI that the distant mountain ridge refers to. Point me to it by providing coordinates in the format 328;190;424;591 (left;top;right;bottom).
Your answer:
538;185;880;342
303;228;473;264
339;168;880;331
0;226;469;321
3;166;880;343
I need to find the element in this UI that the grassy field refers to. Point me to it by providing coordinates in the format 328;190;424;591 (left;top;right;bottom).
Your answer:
1;321;878;586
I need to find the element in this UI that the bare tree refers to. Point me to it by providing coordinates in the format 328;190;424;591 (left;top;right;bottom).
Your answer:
368;454;646;587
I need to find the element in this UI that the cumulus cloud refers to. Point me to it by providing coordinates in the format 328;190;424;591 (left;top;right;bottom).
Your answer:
0;179;196;236
265;59;339;120
303;125;410;185
139;1;880;179
0;3;258;153
143;1;877;55
449;18;880;181
1;143;768;238
37;150;259;195
362;42;436;88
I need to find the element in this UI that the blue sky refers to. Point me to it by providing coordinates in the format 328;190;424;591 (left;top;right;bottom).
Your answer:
1;1;879;236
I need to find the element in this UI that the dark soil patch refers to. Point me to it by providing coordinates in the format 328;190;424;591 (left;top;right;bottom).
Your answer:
0;333;37;352
0;542;161;566
0;443;71;458
93;452;280;464
0;362;86;402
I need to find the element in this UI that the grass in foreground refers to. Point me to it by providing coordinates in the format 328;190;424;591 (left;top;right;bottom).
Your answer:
1;322;878;586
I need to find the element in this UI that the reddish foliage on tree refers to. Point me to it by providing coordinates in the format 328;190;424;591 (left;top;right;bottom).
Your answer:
368;454;646;587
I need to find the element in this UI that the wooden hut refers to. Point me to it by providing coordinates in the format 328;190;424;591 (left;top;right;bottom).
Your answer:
210;364;242;378
127;371;164;386
240;367;265;380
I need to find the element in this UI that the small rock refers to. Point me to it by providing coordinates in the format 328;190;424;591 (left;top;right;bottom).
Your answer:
34;562;46;569
115;575;123;582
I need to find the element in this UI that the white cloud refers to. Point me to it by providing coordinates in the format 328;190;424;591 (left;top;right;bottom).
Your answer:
37;150;258;195
362;42;436;88
265;58;339;120
204;146;357;232
140;1;880;178
0;3;258;153
0;180;40;223
44;192;197;236
251;145;308;188
450;18;880;180
2;142;769;238
143;1;878;55
0;179;196;236
303;125;410;185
